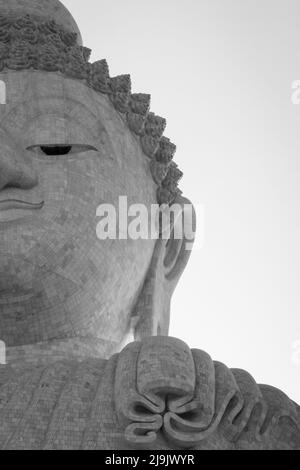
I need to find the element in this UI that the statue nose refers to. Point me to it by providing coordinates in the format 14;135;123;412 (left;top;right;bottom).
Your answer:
0;147;38;192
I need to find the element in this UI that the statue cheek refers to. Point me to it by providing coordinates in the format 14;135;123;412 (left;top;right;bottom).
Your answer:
34;159;67;186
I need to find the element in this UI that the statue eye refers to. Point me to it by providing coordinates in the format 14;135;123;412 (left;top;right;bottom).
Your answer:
41;145;72;156
27;144;98;156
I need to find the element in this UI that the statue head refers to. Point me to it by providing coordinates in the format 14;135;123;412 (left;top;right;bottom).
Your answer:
0;0;195;355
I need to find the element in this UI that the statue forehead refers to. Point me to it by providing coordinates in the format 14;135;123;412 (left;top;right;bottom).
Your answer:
0;71;151;177
0;71;105;110
0;71;128;139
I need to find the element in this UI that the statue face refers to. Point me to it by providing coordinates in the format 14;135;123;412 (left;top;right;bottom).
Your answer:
0;71;156;350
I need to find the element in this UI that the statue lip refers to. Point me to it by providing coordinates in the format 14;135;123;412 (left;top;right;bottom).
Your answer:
0;199;45;211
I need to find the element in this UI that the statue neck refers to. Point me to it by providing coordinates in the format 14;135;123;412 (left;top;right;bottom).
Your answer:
5;336;121;368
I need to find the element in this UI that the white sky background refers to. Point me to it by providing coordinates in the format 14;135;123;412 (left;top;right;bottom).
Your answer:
64;0;300;403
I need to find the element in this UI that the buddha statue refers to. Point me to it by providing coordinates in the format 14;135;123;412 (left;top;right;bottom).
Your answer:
0;0;298;450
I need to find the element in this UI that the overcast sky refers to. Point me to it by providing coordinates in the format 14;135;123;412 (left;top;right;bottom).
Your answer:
64;0;300;403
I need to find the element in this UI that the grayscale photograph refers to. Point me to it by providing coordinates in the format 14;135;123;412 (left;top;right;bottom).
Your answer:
0;0;299;454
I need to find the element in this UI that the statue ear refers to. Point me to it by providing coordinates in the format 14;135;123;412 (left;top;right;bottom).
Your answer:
132;196;196;340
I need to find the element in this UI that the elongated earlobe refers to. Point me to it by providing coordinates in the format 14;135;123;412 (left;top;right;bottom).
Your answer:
132;196;196;339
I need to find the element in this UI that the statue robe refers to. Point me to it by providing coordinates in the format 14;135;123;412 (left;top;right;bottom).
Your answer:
0;337;299;450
